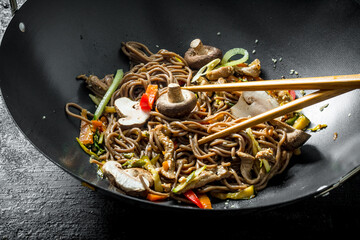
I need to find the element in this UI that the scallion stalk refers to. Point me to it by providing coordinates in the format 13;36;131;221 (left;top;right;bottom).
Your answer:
93;69;124;120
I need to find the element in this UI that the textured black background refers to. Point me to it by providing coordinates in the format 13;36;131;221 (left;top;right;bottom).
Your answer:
1;0;359;239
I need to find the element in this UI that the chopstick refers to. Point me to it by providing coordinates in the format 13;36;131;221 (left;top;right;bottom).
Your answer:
182;74;360;92
197;88;353;145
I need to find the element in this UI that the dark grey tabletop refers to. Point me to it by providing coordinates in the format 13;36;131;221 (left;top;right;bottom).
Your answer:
1;1;359;239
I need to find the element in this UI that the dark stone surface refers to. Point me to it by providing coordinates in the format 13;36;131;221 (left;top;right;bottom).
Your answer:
0;1;359;239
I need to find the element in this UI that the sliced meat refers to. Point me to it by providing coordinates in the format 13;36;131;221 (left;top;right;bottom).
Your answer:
155;125;176;180
206;66;234;80
270;119;311;151
237;151;266;185
255;149;275;163
234;59;261;78
176;165;231;194
77;74;114;97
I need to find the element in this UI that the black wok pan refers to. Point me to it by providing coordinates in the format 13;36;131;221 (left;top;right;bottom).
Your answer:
0;0;359;212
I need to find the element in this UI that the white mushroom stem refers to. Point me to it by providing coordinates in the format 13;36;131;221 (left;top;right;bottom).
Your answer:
168;83;185;103
190;39;207;55
230;91;280;118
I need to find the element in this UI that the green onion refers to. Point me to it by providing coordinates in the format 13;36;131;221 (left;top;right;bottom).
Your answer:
191;58;221;83
76;137;99;159
122;157;147;168
211;185;255;200
285;112;300;126
93;69;124;120
220;48;249;67
260;158;271;173
123;152;135;159
142;156;163;192
245;128;261;156
172;165;206;194
89;94;101;106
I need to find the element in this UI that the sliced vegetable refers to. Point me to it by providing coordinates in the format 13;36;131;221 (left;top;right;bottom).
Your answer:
122;157;147;168
91;120;104;130
145;84;158;109
245;128;261;156
123;152;135;159
139;93;151;112
292;114;310;130
260;158;271;173
191;58;221;83
184;190;204;208
220;48;249;67
142;156;163;192
308;124;327;132
172;165;206;194
150;154;160;165
285;112;300;126
104;106;116;113
211;185;255;200
79;109;93;145
197;193;212;209
76;137;98;158
288;90;296;100
147;193;168;202
89;93;101;106
94;69;124;120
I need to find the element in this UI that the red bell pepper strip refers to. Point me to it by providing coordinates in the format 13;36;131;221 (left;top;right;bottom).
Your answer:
288;90;296;101
184;190;204;209
139;93;151;112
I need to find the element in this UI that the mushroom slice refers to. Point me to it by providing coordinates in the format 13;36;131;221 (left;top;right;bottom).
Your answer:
114;97;150;129
269;119;311;151
184;39;222;69
102;161;153;196
230;91;280;118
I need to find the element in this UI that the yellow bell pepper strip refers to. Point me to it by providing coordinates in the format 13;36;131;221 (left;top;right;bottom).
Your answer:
308;124;327;132
197;193;212;209
172;165;207;194
184;190;204;208
211;185;255;200
104;106;116;113
94;69;124;120
292;114;310;130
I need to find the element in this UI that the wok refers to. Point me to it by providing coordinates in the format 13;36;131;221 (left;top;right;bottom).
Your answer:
0;0;359;212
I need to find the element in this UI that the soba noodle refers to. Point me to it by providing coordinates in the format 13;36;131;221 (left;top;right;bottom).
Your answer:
66;41;301;206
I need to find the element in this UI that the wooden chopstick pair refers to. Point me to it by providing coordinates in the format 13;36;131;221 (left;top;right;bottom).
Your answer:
182;74;360;145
